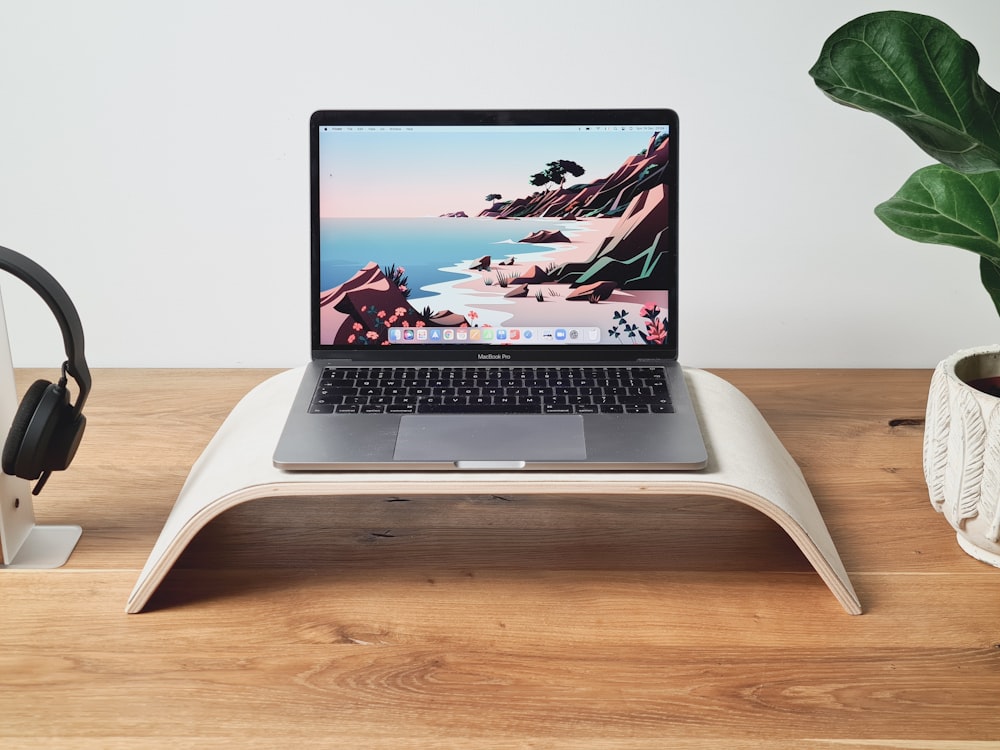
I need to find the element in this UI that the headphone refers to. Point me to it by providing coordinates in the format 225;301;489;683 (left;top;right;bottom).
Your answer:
0;246;91;495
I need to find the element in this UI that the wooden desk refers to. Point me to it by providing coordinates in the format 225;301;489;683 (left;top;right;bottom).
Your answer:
2;369;998;747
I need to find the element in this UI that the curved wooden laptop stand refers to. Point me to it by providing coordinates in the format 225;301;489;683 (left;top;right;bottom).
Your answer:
126;368;862;615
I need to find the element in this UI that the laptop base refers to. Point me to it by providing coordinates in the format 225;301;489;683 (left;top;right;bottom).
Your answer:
126;367;861;615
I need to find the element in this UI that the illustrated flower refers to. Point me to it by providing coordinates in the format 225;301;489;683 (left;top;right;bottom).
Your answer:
377;309;387;319
640;303;661;320
352;322;364;331
394;307;407;317
468;310;479;321
645;319;667;345
347;334;356;344
415;320;425;327
366;331;380;340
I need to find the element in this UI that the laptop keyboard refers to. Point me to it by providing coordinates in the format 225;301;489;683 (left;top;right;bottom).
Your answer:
309;366;673;415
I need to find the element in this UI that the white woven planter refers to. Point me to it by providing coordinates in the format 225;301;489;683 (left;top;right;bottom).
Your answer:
925;346;1000;566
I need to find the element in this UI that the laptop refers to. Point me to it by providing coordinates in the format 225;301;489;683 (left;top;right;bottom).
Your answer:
273;109;707;471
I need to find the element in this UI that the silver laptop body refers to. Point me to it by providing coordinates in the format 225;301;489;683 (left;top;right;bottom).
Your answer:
274;109;707;471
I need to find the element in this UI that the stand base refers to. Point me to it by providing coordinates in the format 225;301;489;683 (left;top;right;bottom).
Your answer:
1;524;81;569
127;368;862;615
1;469;82;569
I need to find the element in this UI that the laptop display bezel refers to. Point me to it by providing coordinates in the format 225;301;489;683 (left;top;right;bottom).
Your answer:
309;108;680;363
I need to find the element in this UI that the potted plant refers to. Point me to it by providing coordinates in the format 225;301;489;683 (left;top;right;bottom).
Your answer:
810;10;1000;566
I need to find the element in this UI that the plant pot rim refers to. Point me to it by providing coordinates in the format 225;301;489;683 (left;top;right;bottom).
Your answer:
942;345;1000;386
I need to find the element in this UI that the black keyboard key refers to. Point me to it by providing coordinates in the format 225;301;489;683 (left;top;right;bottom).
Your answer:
386;404;417;414
619;395;652;406
543;404;573;414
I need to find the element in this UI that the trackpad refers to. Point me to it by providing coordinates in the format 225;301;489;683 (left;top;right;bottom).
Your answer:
393;415;587;462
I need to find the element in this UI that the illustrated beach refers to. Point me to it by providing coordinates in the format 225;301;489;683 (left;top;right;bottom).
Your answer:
406;216;658;330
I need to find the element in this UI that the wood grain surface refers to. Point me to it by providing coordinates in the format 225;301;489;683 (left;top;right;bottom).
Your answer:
1;368;998;748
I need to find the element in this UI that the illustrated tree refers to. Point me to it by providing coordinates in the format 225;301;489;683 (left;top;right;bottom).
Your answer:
529;160;584;190
485;193;502;201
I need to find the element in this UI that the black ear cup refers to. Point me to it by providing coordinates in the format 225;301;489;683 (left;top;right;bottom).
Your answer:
2;380;51;477
2;379;85;487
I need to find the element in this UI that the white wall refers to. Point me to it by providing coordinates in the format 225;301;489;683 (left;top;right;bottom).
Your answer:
0;0;997;369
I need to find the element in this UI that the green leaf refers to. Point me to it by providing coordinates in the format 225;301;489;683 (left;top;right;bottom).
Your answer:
809;11;1000;173
979;256;1000;317
875;165;1000;258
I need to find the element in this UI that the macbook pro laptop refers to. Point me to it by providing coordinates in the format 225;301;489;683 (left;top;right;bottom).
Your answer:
273;109;707;471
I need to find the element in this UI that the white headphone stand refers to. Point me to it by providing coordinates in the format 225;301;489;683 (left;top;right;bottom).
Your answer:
0;289;81;568
127;367;862;615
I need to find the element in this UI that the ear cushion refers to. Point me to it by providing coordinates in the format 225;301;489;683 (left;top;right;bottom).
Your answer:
2;379;55;478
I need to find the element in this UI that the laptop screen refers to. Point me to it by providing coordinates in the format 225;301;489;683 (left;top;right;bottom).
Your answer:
311;110;678;360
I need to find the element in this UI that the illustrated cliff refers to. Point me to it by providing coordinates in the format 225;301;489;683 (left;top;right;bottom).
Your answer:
481;131;672;290
320;262;468;345
480;131;669;223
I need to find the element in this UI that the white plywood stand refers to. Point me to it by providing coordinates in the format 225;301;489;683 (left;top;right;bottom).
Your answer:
127;367;861;615
0;290;81;569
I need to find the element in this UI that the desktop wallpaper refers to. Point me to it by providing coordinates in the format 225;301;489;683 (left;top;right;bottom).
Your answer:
317;124;674;348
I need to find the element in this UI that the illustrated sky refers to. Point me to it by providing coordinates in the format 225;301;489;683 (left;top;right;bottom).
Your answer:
319;125;668;219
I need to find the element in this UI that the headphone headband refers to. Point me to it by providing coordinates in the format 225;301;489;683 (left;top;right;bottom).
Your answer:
0;245;91;411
